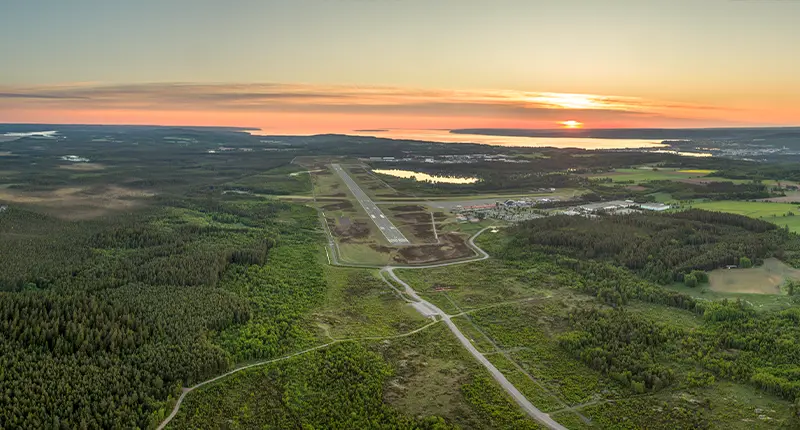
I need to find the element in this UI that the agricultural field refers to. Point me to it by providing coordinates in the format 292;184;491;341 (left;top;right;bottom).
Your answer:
688;201;800;232
586;167;713;184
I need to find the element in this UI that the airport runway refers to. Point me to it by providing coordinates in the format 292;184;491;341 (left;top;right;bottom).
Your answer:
331;164;410;245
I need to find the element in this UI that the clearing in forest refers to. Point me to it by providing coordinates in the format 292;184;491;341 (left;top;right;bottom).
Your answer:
708;258;800;295
0;185;154;219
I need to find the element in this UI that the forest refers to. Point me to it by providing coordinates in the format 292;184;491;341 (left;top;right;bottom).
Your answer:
505;210;789;284
5;125;800;428
620;180;776;201
558;300;800;407
713;163;800;183
0;192;332;428
488;211;800;424
0;127;556;429
170;342;455;429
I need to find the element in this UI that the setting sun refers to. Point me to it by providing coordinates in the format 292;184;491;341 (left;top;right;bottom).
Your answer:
560;120;583;128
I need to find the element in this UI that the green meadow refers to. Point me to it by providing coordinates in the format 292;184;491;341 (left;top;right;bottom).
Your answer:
686;200;800;232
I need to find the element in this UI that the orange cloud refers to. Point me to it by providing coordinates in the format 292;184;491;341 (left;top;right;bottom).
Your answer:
0;82;794;131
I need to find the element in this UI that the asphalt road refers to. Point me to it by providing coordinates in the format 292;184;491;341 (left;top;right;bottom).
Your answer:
321;218;565;428
384;246;567;430
331;163;410;245
158;213;566;429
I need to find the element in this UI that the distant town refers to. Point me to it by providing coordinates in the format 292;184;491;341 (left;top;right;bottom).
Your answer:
360;153;528;164
454;198;670;223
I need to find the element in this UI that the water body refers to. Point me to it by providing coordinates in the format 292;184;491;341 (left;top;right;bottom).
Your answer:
2;131;58;138
1;131;59;142
650;149;712;157
373;169;479;184
250;128;666;149
351;129;666;149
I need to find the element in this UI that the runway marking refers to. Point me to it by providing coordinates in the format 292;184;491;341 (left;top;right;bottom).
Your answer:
331;164;410;245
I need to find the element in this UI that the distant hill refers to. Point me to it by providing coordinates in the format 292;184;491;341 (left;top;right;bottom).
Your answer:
0;123;256;134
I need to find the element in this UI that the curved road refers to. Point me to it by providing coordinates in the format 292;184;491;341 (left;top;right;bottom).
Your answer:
159;223;566;430
312;165;564;427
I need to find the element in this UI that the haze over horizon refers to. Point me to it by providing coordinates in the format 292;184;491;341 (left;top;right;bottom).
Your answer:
2;0;798;134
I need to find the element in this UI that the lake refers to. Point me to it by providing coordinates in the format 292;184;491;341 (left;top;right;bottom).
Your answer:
350;129;666;149
0;131;59;142
372;169;479;184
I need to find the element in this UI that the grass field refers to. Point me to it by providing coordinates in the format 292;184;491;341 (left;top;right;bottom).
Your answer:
708;258;800;295
346;164;411;200
312;267;427;339
663;282;795;312
586;168;710;184
374;189;585;202
310;165;398;264
440;219;504;236
337;242;393;265
688;201;800;232
651;192;673;203
395;258;557;313
625;301;703;330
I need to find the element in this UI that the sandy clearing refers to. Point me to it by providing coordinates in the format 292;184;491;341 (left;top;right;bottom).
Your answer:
709;258;800;295
759;192;800;203
59;163;106;171
0;185;155;219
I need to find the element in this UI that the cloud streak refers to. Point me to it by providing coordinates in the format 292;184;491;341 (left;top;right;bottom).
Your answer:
0;82;751;128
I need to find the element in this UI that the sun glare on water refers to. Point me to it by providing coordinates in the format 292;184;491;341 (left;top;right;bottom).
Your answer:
560;120;583;128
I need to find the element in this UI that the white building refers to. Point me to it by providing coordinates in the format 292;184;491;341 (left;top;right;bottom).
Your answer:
640;203;671;211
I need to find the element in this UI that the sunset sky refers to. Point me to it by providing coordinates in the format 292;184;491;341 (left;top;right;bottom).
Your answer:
1;0;798;133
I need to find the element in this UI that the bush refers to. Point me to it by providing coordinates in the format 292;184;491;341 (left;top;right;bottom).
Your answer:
690;270;708;284
740;256;753;268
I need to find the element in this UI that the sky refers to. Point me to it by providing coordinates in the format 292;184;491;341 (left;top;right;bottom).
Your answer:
1;0;799;133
